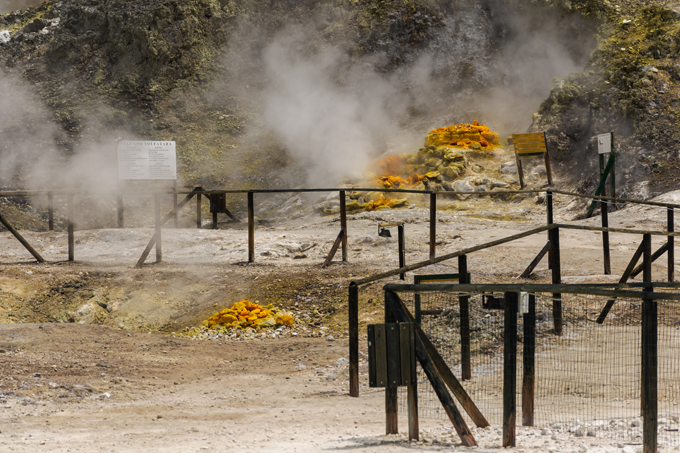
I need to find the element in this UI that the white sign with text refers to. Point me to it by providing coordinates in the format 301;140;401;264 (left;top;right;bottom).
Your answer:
117;141;177;180
597;133;612;155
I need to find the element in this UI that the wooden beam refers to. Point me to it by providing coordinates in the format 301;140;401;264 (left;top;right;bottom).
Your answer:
669;208;674;283
387;292;489;428
586;154;615;218
384;293;398;435
154;193;162;263
68;193;74;262
248;192;254;263
340;191;347;262
630;242;669;279
430;193;436;259
355;225;554;285
518;241;550;278
135;190;197;268
641;234;657;453
596;239;645;323
0;211;45;263
323;229;345;268
601;200;611;275
48;192;54;231
550;226;562;335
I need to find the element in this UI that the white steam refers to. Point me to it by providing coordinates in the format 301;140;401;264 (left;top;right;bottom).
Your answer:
260;33;403;187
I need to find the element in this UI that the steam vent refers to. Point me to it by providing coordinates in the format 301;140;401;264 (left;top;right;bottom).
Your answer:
371;121;499;190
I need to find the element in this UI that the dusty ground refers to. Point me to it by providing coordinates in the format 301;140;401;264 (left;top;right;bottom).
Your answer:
2;187;680;452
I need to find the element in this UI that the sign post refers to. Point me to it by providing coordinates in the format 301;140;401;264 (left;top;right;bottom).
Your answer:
587;133;616;217
117;141;177;180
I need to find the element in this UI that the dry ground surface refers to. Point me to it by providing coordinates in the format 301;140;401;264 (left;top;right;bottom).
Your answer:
2;186;680;452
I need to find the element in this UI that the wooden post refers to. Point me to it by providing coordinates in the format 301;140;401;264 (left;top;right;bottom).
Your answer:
546;190;553;270
248;192;254;263
47;192;54;231
641;233;657;453
522;294;536;426
154;193;162;263
196;193;202;229
669;208;674;282
550;226;562;335
349;283;359;397
323;229;344;268
503;291;518;448
430;192;436;259
398;225;405;280
601;199;611;274
384;291;398;435
173;181;179;228
212;211;218;229
459;255;471;381
340;191;347;262
117;195;124;228
68;193;74;262
406;320;419;441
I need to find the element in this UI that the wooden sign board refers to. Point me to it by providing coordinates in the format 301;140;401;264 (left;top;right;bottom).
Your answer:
597;133;612;155
367;323;416;388
118;141;177;180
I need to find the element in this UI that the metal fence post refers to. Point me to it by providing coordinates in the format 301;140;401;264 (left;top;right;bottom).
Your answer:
601;199;611;274
248;192;254;263
430;192;436;259
459;255;471;380
550;226;562;335
668;208;674;282
385;290;398;434
503;292;518;448
522;294;536;426
340;191;347;262
641;233;657;453
349;282;359;397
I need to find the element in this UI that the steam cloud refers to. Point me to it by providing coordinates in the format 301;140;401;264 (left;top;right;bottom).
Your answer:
0;0;44;14
253;0;595;185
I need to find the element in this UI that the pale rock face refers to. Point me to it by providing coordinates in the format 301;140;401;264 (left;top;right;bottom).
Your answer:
0;30;10;44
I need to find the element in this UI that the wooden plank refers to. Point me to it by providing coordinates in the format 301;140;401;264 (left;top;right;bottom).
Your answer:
412;321;477;446
367;324;377;388
558;223;680;236
545;151;554;186
323;229;345;268
406;320;418;440
430;193;436;259
596;239;645;323
0;211;45;263
355;225;554;285
399;323;412;385
631;242;669;279
384;295;398;435
518;241;551;278
512;133;546;141
503;292;518;447
459;255;471;381
349;283;359;397
135;191;197;268
386;324;401;387
387;292;490;428
516;152;546;159
374;324;387;387
522;294;536;426
398;225;405;280
196;193;202;229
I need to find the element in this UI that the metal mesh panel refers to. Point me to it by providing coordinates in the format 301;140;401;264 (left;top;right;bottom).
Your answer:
394;289;680;446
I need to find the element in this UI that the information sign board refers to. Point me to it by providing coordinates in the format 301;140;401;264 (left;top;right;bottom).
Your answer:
117;141;177;180
597;133;612;155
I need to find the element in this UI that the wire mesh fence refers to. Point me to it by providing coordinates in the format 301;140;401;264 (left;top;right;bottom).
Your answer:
396;289;680;446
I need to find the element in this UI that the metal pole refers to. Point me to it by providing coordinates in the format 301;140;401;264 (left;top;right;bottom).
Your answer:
155;193;162;263
602;200;611;274
430;192;436;259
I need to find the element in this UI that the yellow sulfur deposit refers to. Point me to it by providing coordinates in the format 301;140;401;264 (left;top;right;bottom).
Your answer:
424;121;499;150
203;300;293;329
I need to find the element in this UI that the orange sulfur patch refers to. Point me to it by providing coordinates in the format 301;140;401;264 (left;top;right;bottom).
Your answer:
424;120;499;150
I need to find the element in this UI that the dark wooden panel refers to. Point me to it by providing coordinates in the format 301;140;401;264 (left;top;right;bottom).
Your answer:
386;324;402;387
374;324;387;387
399;323;412;385
367;324;377;388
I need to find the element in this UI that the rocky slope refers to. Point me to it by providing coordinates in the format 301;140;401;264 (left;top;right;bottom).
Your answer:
0;0;674;213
